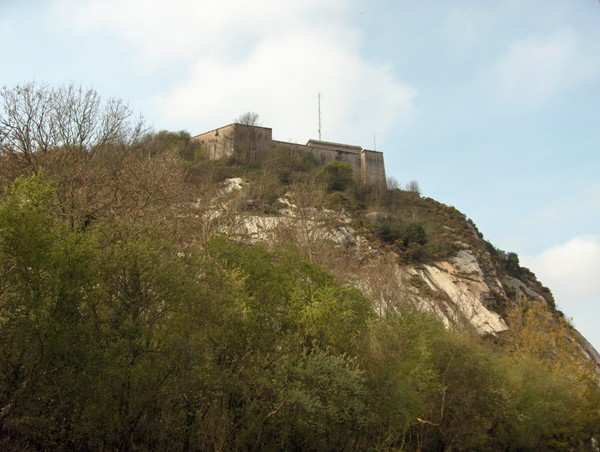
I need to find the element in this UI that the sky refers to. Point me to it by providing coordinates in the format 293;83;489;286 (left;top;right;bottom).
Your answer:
2;0;599;350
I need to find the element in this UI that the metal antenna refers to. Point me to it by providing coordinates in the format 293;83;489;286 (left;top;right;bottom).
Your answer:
317;91;322;140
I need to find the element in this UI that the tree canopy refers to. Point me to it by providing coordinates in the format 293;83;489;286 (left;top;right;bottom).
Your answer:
0;174;598;450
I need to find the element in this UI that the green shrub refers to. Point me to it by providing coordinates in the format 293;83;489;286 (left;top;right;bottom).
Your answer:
319;160;354;192
299;152;320;172
278;168;293;185
375;219;426;247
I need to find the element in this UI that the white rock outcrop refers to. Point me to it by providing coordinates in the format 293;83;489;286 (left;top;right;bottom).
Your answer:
405;251;508;334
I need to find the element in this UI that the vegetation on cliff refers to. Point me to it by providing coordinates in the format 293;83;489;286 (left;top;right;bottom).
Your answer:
0;84;598;450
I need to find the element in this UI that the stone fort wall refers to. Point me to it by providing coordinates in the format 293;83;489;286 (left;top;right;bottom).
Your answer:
192;123;386;186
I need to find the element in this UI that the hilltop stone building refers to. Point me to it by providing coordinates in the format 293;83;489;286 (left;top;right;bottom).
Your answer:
192;123;387;186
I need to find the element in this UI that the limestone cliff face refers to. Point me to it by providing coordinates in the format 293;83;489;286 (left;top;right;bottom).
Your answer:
401;252;509;334
355;245;550;337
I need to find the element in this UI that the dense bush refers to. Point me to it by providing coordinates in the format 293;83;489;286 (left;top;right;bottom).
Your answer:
376;219;427;247
320;160;354;192
142;130;205;160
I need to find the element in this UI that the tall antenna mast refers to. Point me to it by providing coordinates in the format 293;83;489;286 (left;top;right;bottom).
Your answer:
317;91;322;140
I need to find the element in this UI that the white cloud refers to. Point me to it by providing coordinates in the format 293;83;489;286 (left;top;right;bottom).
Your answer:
155;32;416;143
522;236;600;349
488;28;599;107
54;0;346;65
523;236;600;300
51;0;416;143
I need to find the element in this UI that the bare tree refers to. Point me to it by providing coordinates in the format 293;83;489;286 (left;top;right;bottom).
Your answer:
405;180;421;195
0;82;145;176
235;111;260;126
387;176;399;191
0;82;183;228
0;82;52;171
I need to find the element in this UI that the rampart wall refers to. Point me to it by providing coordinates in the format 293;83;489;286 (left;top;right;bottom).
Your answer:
192;124;386;186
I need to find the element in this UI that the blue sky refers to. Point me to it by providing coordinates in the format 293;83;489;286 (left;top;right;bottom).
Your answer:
3;0;599;350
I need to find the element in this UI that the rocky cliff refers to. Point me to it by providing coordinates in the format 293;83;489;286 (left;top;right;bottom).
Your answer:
202;177;600;367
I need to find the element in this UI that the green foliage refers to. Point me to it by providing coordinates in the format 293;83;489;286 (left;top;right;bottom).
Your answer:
17;88;599;449
0;176;102;448
145;129;205;160
277;167;293;185
273;151;322;187
376;219;427;247
503;251;522;277
319;160;354;192
0;175;598;450
299;151;320;171
366;189;483;262
375;217;429;261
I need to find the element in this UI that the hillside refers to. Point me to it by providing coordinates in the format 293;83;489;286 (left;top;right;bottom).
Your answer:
192;163;599;366
0;85;599;450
